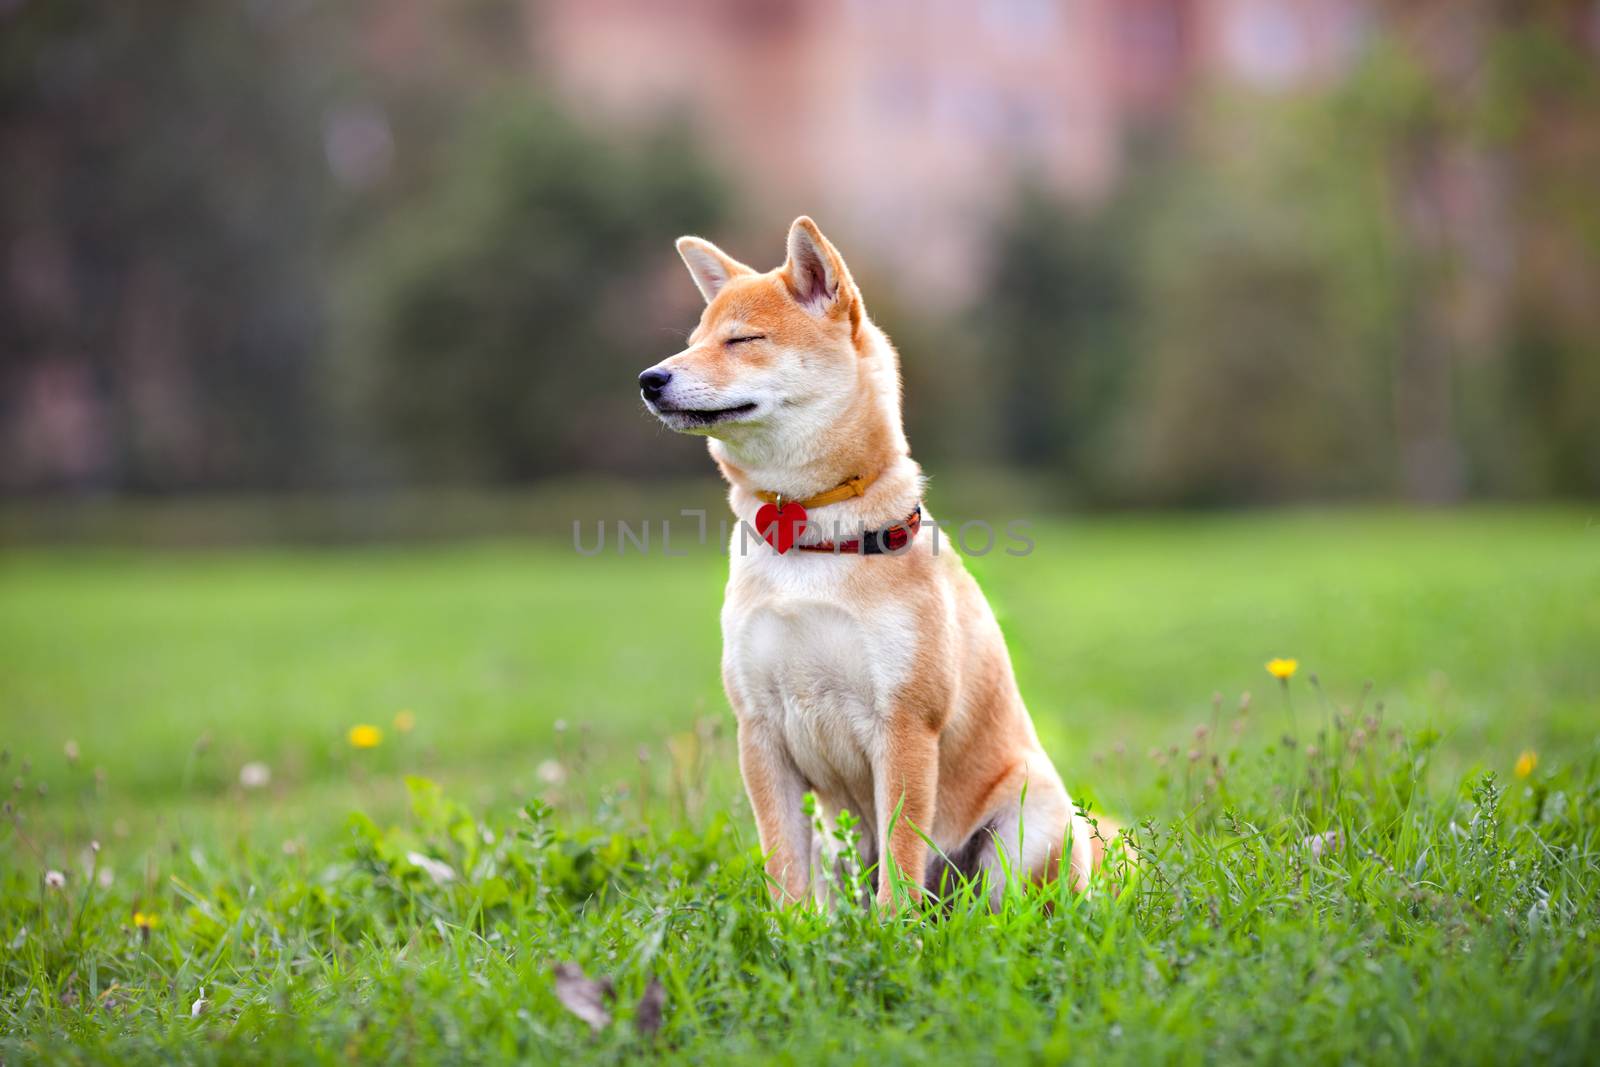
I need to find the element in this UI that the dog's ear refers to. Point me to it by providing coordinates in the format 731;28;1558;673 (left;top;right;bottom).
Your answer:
782;217;860;331
676;237;754;304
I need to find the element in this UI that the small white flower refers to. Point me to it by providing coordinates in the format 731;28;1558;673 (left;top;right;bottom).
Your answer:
238;762;272;789
405;851;457;886
537;759;567;786
44;869;66;889
191;988;209;1017
1302;830;1341;859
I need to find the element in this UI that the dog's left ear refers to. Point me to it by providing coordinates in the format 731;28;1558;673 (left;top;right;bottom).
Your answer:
782;217;861;332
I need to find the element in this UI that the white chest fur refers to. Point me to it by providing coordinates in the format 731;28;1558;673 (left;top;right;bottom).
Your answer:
721;546;916;819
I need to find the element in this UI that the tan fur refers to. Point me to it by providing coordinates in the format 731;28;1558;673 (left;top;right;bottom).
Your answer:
642;218;1119;909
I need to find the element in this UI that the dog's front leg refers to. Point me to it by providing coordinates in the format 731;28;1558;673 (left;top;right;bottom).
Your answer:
874;716;939;909
736;716;813;906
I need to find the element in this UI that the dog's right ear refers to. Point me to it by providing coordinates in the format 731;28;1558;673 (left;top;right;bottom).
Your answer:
676;237;754;304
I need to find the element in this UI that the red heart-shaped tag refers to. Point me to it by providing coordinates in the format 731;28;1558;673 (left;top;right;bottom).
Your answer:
753;501;807;554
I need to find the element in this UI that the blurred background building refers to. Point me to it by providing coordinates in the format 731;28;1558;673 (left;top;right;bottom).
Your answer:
3;0;1598;513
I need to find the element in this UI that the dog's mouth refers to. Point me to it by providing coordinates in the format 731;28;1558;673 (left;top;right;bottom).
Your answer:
651;401;759;429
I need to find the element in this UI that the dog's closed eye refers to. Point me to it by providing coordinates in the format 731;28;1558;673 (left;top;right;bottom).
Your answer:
725;335;766;346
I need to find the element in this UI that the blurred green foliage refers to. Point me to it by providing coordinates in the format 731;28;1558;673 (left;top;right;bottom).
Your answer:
972;7;1600;505
343;106;725;482
971;187;1140;499
0;0;338;491
0;0;724;494
3;2;1598;505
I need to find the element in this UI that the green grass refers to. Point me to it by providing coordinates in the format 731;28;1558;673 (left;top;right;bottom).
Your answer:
2;507;1598;1062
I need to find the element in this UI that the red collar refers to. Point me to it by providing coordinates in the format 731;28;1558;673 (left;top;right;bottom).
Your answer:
749;471;921;555
794;505;922;555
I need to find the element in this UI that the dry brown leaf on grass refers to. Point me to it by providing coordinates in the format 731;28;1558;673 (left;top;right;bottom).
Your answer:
551;963;667;1038
634;976;666;1038
551;963;614;1032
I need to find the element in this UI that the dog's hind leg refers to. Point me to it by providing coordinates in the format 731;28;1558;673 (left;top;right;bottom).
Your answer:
963;752;1094;908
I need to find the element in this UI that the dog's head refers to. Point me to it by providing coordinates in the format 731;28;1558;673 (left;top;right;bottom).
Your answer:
639;217;866;448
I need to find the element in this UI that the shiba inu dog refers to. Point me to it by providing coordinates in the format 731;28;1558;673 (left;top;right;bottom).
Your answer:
639;217;1116;908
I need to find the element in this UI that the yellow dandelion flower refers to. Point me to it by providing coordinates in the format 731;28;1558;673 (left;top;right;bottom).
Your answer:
347;724;383;749
393;710;416;733
1266;658;1299;681
133;911;159;930
1514;750;1537;778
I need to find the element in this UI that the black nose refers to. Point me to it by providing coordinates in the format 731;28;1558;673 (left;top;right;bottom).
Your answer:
638;368;672;400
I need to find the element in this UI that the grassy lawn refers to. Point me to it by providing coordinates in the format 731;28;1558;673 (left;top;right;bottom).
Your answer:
2;507;1598;1061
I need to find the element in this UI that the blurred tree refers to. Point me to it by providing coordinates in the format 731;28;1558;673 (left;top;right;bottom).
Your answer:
967;1;1600;506
0;1;343;492
856;268;994;474
342;104;727;483
1115;119;1398;505
1464;5;1600;496
972;185;1138;500
1338;1;1600;498
5;0;1596;506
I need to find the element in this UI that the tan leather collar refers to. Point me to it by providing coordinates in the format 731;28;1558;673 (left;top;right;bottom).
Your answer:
754;473;874;510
